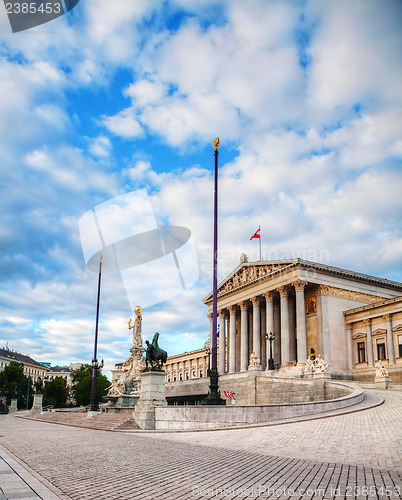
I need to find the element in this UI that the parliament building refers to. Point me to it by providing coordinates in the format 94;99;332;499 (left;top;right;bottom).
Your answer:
163;258;402;402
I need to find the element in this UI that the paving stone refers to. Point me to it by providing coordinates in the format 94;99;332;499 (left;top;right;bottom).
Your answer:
0;389;400;499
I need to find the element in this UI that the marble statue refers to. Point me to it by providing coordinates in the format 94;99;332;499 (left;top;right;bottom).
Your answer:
249;351;261;366
107;378;126;397
315;354;328;373
305;354;328;373
375;361;389;378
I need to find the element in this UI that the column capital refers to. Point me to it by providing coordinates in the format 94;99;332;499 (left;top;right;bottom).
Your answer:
240;300;249;311
363;318;371;326
207;313;212;320
345;323;353;330
278;285;289;297
228;305;237;315
218;310;226;318
292;280;308;291
263;291;275;301
251;296;261;307
383;314;392;321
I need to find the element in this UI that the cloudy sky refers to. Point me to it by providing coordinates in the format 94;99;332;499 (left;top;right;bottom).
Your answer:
1;0;401;377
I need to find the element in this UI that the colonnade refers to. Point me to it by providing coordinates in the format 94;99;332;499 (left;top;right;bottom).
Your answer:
210;281;309;374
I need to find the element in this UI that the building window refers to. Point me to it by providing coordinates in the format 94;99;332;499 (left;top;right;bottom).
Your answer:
357;342;366;363
398;335;402;358
377;340;386;361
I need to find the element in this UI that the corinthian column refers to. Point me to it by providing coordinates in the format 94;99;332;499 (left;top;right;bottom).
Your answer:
293;281;308;364
364;318;374;366
229;306;237;373
384;314;395;364
240;301;249;371
251;297;261;360
278;286;290;366
218;310;226;374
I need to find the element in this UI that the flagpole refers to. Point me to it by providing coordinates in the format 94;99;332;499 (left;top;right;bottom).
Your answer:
259;226;261;261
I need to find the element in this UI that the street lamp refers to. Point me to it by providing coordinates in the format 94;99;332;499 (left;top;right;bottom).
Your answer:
266;332;275;370
90;254;103;413
203;138;225;405
205;346;211;372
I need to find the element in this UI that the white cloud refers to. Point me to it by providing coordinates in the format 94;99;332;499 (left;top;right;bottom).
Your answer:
89;136;112;158
102;109;143;138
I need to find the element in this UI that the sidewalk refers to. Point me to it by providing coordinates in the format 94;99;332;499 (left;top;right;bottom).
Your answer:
0;447;65;500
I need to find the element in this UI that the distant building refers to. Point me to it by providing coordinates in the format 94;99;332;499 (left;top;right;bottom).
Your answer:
111;362;125;382
0;348;48;383
46;366;74;386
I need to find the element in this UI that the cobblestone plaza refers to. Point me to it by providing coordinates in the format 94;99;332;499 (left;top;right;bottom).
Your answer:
0;388;401;499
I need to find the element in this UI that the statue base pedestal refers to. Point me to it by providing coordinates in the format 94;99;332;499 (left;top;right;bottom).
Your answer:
31;393;43;413
134;371;167;429
105;394;140;412
9;398;18;413
248;364;262;376
313;372;330;401
375;376;391;390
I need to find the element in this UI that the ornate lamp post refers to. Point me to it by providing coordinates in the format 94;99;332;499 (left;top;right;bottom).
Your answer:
90;254;104;412
266;332;275;370
204;138;225;405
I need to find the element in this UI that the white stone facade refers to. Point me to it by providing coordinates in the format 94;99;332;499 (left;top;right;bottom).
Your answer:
164;259;402;390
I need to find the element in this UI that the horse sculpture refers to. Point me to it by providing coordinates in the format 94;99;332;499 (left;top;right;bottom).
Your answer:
144;332;168;370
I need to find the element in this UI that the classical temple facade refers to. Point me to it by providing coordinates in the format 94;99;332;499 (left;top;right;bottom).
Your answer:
163;258;402;390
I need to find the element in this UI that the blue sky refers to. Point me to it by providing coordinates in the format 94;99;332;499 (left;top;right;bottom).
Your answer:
1;0;402;377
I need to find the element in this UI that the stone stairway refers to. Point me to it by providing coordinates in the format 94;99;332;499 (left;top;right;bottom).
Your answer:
24;411;140;431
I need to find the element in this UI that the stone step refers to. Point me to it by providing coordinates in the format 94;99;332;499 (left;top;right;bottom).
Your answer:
28;410;137;431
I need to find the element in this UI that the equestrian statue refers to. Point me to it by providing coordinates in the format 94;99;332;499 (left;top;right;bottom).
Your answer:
144;332;168;371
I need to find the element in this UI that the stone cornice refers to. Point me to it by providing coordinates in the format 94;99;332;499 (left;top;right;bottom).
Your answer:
202;258;402;306
316;284;382;304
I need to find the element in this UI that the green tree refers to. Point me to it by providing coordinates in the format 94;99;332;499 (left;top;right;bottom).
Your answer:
44;377;69;408
71;364;110;407
0;361;33;410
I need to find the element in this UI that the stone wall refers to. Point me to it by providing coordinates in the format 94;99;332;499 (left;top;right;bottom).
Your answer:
166;372;353;406
154;382;363;430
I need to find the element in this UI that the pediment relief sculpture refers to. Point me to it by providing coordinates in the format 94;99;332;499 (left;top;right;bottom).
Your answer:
219;264;287;295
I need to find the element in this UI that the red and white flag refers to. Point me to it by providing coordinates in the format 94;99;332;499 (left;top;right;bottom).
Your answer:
250;227;260;240
223;391;235;400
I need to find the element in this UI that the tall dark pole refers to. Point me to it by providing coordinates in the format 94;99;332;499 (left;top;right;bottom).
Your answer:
204;137;224;405
212;141;218;371
90;254;102;412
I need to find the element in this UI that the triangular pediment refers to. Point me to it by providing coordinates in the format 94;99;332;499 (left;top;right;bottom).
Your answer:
203;260;296;303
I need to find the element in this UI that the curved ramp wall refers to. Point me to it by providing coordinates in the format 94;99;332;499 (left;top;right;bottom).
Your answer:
155;382;363;431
